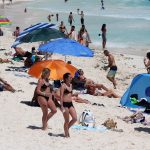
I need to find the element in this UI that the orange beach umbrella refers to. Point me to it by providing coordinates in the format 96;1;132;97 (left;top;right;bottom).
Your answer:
28;60;77;80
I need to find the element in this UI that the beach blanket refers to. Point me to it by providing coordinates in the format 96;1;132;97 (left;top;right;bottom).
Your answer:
71;124;107;132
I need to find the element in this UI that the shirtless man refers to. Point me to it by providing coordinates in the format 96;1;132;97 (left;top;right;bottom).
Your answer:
104;50;117;89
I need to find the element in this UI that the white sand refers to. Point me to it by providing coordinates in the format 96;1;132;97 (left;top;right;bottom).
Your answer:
1;1;150;150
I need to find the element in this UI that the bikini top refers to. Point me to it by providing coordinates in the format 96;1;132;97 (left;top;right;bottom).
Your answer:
41;82;50;92
63;84;72;95
64;88;72;95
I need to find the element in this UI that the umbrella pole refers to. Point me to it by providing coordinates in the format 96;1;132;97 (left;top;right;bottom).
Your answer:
65;56;66;62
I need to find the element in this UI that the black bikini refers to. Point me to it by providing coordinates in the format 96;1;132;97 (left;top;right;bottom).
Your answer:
38;82;50;101
63;101;74;108
63;85;74;108
64;88;72;95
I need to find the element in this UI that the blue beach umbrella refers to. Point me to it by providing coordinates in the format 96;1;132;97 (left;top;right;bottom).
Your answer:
38;38;94;57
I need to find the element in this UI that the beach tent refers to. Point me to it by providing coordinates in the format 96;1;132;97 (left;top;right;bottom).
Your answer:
120;74;150;108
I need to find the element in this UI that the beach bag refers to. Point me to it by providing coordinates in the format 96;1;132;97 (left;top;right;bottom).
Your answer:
79;110;95;127
102;118;117;129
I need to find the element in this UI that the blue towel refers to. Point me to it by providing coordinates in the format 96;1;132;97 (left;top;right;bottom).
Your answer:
71;125;107;132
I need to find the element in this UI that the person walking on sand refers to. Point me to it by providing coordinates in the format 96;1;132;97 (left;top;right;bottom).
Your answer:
60;73;77;137
104;50;117;89
101;24;107;49
36;68;57;130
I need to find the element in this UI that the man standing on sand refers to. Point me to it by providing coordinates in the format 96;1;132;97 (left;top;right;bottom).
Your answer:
104;50;117;89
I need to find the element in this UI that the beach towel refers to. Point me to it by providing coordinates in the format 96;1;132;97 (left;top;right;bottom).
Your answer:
71;124;107;132
118;112;145;124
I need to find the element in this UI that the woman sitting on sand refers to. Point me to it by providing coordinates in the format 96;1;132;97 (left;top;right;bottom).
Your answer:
86;83;119;98
0;77;15;92
60;73;77;137
74;69;119;98
36;68;57;130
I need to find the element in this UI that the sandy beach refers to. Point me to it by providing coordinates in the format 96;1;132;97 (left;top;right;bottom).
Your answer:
1;1;150;150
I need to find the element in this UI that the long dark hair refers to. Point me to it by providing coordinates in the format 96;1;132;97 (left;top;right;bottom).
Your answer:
63;73;71;82
146;52;150;59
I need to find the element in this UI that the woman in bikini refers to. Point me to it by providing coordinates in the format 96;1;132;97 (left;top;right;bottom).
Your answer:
101;24;107;49
36;68;57;130
59;21;68;35
60;73;77;137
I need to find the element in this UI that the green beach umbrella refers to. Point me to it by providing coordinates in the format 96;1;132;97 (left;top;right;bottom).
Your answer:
19;27;66;43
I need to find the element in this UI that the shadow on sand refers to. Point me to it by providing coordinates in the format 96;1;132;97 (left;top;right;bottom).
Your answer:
134;127;150;134
20;100;40;107
48;132;65;137
27;125;42;130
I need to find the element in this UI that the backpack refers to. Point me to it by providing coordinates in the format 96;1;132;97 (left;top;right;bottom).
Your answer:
79;110;95;127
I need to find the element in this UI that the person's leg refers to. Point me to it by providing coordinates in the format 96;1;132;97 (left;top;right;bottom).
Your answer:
38;96;48;130
107;71;117;89
103;90;119;98
3;84;15;92
95;83;109;91
47;98;57;121
68;106;77;129
14;47;26;56
63;108;70;137
73;96;90;104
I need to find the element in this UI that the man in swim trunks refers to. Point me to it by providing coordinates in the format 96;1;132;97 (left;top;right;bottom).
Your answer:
104;50;117;89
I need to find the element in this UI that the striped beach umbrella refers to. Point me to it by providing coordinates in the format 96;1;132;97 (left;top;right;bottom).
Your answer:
0;16;12;26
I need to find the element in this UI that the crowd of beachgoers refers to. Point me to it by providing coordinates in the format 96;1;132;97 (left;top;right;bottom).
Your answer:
1;0;150;150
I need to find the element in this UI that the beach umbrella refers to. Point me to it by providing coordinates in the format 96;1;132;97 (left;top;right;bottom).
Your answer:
38;38;94;57
11;22;63;48
0;16;12;26
28;59;77;80
19;28;65;43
